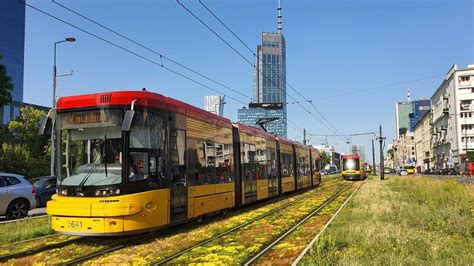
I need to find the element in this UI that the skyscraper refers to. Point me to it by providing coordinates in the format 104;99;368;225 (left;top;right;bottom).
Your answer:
238;0;287;137
204;95;225;116
0;0;25;124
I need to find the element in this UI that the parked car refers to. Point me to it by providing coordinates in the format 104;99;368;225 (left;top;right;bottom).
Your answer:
0;173;36;220
383;168;391;174
30;176;57;207
447;168;458;175
399;169;408;176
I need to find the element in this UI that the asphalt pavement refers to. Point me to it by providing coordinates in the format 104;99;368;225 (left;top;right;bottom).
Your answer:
0;207;47;222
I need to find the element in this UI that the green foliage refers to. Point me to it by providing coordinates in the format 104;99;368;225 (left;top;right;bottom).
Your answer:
0;106;50;178
301;176;474;265
0;54;13;106
0;217;52;245
320;152;330;168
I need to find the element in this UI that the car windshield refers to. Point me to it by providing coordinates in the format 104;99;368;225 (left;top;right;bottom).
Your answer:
57;109;124;187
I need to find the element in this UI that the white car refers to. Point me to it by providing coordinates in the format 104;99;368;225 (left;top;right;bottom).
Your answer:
0;173;36;220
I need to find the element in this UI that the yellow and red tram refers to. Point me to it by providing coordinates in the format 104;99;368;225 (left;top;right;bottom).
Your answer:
46;90;322;236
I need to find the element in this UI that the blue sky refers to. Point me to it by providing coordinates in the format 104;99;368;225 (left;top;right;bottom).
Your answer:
23;0;473;157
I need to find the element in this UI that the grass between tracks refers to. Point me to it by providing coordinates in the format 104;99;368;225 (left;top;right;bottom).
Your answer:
301;175;474;265
85;177;343;265
0;217;52;245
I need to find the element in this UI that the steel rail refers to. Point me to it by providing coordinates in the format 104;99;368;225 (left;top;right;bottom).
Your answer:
154;181;348;265
243;183;354;265
0;236;82;263
12;178;341;265
0;214;48;225
291;182;362;265
0;233;60;247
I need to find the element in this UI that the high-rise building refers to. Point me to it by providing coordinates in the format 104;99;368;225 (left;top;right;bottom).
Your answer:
204;95;225;116
0;0;25;125
238;102;286;135
395;101;412;138
395;92;431;139
238;0;287;137
409;99;431;132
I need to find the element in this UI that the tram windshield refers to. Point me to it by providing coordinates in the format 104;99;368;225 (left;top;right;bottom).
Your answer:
57;109;124;187
343;158;360;171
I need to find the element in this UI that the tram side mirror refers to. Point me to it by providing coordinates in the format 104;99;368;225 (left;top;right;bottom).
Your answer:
39;116;52;136
121;110;135;132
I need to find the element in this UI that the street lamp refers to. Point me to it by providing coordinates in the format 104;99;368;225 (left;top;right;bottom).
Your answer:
51;37;76;176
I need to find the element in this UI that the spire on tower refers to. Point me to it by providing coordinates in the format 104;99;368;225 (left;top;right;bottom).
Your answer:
277;0;282;33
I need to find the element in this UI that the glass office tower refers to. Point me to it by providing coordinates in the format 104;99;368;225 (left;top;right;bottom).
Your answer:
239;1;288;137
0;0;25;124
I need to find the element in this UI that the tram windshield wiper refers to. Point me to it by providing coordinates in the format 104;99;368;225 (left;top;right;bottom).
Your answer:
76;137;106;192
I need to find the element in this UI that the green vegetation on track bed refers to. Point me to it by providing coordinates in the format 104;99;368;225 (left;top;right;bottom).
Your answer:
86;178;344;265
0;217;52;245
301;175;474;265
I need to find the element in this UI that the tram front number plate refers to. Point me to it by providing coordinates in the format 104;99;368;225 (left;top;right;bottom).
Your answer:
67;220;83;229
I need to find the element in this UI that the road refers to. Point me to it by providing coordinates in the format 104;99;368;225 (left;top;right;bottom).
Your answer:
0;207;46;222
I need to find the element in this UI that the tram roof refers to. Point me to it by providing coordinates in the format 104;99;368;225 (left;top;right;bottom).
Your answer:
342;154;360;159
56;90;233;128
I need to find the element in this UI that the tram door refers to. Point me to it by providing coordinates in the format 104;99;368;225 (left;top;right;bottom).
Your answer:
169;129;187;222
242;143;257;203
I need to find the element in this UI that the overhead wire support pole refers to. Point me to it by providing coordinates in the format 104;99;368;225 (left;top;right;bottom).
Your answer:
378;125;385;180
372;138;376;175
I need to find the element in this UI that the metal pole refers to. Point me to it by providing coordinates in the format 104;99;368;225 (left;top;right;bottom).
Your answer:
303;128;306;145
379;125;385;180
372;139;376;175
465;116;468;175
50;43;58;176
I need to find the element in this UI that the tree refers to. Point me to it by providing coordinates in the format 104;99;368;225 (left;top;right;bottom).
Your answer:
320;151;331;168
0;54;13;106
0;106;50;178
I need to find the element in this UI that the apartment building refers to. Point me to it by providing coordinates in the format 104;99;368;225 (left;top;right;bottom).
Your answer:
431;64;474;171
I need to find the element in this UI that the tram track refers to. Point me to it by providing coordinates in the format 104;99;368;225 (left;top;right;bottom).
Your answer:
244;182;361;265
153;180;351;265
0;234;82;263
3;177;342;265
66;179;344;265
0;214;48;225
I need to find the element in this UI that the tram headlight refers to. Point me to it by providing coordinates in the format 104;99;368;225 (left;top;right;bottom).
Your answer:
94;188;121;196
59;189;68;195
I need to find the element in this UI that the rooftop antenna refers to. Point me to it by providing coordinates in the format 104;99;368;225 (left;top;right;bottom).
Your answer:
407;88;411;102
277;0;282;33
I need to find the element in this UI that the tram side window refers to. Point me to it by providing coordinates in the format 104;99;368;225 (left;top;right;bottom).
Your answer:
214;142;233;183
281;153;293;177
267;148;277;179
170;129;186;186
241;143;259;181
187;138;215;185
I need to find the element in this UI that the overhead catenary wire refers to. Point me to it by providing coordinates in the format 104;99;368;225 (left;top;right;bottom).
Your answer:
24;0;316;142
19;0;247;106
313;74;444;102
48;0;314;137
178;0;351;144
51;0;253;103
198;0;348;141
